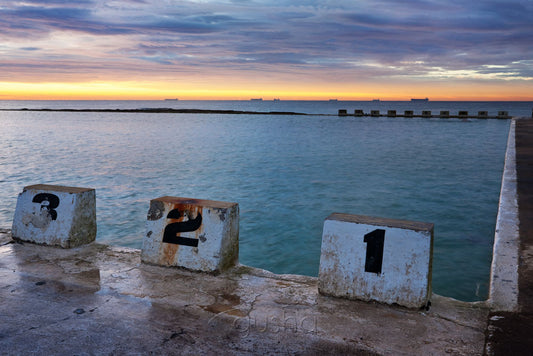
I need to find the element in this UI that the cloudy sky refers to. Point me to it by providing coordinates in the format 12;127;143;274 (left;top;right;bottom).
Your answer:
1;0;532;100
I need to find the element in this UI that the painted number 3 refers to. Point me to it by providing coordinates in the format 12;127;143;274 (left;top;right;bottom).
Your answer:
364;229;385;274
162;209;202;247
32;193;60;220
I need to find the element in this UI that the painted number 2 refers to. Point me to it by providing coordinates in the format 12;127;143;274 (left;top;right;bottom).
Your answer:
32;193;60;220
364;229;385;274
162;209;202;247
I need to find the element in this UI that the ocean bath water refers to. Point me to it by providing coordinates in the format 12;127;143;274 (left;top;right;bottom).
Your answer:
0;100;521;301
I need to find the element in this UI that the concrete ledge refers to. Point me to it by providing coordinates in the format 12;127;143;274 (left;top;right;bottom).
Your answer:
0;229;488;355
489;119;520;311
484;117;533;355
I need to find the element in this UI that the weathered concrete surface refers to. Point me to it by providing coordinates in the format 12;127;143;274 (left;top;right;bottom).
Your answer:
0;229;488;355
12;184;96;248
318;214;433;309
142;197;239;273
485;117;533;355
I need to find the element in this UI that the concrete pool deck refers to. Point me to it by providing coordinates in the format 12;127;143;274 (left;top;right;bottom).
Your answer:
0;117;531;355
0;229;489;355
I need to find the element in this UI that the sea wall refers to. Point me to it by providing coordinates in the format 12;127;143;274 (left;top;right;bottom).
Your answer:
488;119;519;311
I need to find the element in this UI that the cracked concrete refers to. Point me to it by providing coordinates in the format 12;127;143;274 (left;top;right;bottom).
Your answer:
0;229;488;355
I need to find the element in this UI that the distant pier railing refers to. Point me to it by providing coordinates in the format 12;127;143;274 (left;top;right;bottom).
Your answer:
338;109;512;119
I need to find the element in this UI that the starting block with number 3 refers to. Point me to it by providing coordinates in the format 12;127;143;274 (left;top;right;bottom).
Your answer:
12;184;96;248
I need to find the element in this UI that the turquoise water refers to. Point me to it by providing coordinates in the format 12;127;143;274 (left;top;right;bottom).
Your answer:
0;100;520;301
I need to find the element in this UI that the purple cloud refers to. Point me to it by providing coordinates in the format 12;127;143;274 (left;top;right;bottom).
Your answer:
0;0;531;82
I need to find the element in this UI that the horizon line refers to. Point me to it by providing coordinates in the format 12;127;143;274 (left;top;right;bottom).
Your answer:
1;98;533;102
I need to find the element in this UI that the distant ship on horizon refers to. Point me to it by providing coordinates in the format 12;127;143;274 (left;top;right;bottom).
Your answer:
164;98;179;101
411;98;429;102
251;98;263;101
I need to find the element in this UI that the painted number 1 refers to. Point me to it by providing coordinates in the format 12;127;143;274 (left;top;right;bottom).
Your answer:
364;229;385;274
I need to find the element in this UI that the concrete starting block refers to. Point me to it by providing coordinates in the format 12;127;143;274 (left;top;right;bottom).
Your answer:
141;196;239;273
498;111;510;119
318;213;434;308
12;184;96;248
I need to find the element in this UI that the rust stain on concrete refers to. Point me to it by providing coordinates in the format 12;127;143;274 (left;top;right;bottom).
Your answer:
161;243;179;266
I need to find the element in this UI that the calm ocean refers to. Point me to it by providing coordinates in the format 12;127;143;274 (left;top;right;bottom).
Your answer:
1;100;531;301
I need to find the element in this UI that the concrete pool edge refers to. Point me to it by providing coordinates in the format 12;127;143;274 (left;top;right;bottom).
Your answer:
484;117;533;355
488;118;519;311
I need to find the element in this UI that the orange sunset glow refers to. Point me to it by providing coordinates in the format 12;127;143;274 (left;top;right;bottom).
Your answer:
1;79;532;101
